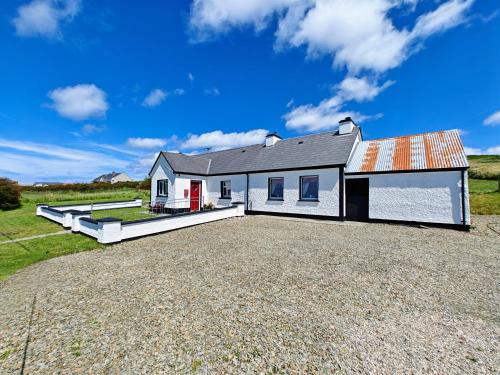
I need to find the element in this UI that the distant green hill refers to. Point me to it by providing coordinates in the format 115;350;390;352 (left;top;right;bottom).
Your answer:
467;155;500;180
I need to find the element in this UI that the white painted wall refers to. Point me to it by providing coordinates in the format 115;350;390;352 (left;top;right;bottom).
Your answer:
175;174;208;209
121;204;244;241
248;168;340;217
110;173;132;183
346;170;469;225
206;174;246;207
50;199;142;212
79;219;99;238
150;157;208;208
38;206;64;225
150;157;177;204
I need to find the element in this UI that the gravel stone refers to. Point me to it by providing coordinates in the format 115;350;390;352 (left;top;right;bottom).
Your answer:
1;215;498;373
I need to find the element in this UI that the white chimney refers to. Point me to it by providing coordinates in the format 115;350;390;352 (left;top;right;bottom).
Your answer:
265;132;281;147
338;117;356;135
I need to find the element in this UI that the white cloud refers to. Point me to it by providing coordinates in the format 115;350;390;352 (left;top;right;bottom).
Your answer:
189;0;299;41
284;76;389;132
204;87;221;96
142;88;185;107
48;84;109;121
335;76;395;102
487;146;500;155
411;0;474;38
188;72;195;82
13;0;80;39
81;123;106;135
189;0;474;73
464;145;500;155
181;129;268;151
189;0;474;133
142;89;167;107
127;138;167;149
483;111;500;127
128;152;160;174
85;143;142;157
0;138;130;183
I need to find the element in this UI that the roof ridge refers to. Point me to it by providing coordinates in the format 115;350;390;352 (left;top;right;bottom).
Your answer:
189;128;356;157
162;151;211;161
366;129;459;143
196;143;262;156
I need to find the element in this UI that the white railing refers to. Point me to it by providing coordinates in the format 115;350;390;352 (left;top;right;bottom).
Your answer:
149;197;203;214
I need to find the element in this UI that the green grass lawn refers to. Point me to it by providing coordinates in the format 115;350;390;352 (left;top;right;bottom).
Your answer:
91;207;154;221
469;178;500;215
0;234;102;280
0;188;149;280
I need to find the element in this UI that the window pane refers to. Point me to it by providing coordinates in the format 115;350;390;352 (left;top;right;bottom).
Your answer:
301;176;318;199
221;180;231;198
157;180;168;196
269;178;284;199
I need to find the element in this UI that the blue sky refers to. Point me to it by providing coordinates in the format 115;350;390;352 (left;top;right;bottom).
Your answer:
0;0;498;183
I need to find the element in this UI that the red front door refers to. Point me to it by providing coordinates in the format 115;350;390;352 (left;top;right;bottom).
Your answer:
190;181;201;211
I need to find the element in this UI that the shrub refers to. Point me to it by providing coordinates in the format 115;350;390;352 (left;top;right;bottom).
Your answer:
0;178;21;210
203;202;215;210
20;181;142;192
137;178;151;191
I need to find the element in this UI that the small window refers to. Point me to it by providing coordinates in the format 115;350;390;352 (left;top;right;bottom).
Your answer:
220;180;231;198
268;177;284;200
157;179;168;197
300;175;318;201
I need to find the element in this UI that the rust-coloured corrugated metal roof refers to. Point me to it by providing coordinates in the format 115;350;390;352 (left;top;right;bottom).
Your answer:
346;129;469;174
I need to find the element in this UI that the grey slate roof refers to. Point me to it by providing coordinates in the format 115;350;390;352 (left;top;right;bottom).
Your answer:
160;128;360;175
93;172;121;182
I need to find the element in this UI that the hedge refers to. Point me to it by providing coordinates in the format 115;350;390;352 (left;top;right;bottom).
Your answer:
21;179;150;192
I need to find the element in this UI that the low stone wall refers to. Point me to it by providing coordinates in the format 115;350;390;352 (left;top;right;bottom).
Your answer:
36;199;245;244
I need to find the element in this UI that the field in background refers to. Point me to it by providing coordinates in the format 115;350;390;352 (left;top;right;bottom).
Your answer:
468;155;500;180
467;155;499;215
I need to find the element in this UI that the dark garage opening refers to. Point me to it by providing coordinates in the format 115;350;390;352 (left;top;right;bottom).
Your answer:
346;178;369;220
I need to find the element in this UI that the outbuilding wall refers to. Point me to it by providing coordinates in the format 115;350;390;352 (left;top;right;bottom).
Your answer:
248;168;340;217
346;170;469;225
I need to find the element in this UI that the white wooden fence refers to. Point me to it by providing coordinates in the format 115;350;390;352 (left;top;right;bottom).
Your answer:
36;199;245;244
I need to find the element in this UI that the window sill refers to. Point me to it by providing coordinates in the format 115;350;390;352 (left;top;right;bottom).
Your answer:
298;199;319;202
219;197;231;200
267;198;284;201
156;195;168;198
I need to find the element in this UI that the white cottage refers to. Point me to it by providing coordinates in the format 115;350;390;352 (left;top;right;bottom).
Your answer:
148;118;470;229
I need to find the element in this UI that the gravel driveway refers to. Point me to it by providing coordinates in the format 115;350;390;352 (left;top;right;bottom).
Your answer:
1;215;498;373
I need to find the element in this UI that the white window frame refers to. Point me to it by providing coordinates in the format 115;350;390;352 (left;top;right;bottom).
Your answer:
157;179;168;197
220;180;231;199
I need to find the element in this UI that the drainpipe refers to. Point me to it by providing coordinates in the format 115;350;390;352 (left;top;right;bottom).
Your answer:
245;173;249;212
339;167;345;220
461;169;466;227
